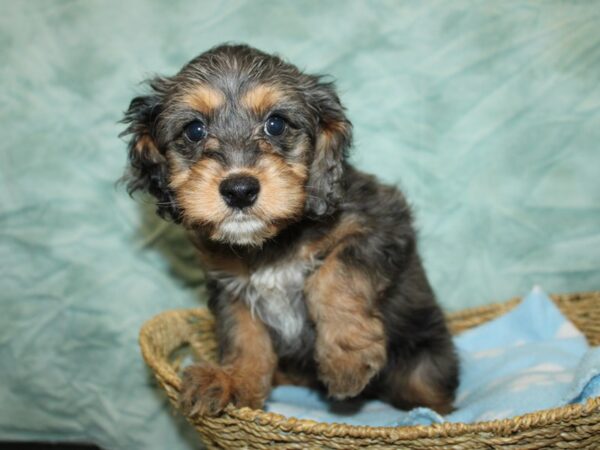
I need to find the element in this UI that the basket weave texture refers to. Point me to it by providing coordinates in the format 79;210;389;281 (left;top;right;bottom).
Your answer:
139;291;600;449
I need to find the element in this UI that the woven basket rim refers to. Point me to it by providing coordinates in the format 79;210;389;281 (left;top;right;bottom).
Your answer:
139;290;600;441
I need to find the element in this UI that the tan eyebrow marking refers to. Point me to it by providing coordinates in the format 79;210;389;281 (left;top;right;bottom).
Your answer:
180;85;225;115
241;84;285;116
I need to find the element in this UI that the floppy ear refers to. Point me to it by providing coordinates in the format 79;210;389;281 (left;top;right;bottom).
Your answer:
305;79;352;217
120;78;181;222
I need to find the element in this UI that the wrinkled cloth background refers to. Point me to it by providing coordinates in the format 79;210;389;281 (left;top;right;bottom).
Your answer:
0;1;599;449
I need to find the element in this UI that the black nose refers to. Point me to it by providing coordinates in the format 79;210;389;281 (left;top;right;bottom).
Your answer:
219;175;260;209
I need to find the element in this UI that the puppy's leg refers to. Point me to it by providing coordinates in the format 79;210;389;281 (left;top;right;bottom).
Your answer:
381;347;458;415
179;301;277;416
305;249;387;399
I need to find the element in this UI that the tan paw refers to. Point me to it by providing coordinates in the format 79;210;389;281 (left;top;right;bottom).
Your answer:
317;341;387;399
179;363;235;417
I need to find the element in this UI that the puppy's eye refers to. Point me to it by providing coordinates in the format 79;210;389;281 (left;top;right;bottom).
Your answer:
184;120;207;142
264;115;286;137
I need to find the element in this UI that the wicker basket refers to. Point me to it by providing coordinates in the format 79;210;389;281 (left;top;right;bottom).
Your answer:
139;291;600;449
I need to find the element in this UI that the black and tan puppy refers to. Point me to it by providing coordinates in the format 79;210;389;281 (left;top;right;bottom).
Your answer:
121;44;459;416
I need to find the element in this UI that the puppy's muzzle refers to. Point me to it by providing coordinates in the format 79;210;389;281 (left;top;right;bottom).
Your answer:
219;175;260;209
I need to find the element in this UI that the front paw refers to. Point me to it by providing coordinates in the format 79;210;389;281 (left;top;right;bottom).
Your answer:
317;342;387;399
179;363;235;417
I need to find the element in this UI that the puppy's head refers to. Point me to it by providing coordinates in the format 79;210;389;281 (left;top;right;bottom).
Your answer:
121;44;351;246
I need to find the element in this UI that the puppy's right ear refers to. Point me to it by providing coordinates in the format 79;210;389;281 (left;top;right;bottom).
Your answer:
120;78;181;222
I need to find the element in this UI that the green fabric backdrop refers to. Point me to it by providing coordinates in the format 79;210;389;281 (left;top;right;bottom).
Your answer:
1;1;599;448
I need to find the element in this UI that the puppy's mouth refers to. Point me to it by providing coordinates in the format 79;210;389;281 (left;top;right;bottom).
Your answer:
213;211;270;246
176;163;306;246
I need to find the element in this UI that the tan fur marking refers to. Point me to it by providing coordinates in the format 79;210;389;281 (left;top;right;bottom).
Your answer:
194;241;249;277
223;302;276;364
305;249;387;399
174;150;308;245
179;301;277;415
224;301;277;408
204;137;220;151
166;152;191;189
272;369;318;388
257;139;273;154
316;119;349;157
181;85;225;115
300;214;365;260
407;375;453;414
383;357;454;415
241;84;285;116
322;119;348;136
406;359;454;414
180;362;234;416
253;154;307;222
134;135;163;162
175;158;229;227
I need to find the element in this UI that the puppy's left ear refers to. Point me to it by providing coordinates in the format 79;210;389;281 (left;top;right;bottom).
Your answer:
120;77;181;222
305;79;352;217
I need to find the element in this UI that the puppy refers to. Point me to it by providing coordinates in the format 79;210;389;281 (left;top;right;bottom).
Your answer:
121;44;459;416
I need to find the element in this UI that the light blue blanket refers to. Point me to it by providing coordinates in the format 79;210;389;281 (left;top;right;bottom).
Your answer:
266;287;600;426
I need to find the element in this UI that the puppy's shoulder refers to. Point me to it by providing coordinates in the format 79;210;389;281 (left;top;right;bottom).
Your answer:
342;165;412;221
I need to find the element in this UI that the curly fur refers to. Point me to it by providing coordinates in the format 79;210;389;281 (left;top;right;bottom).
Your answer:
121;44;459;416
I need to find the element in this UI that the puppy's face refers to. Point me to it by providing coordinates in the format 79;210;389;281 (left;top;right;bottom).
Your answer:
122;45;351;246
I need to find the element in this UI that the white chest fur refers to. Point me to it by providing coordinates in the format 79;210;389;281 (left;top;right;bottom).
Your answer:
246;260;310;350
219;259;311;351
